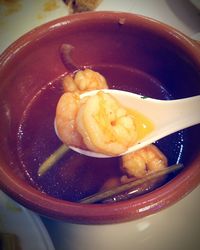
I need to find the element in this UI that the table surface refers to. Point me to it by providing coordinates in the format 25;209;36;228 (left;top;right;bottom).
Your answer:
0;1;200;250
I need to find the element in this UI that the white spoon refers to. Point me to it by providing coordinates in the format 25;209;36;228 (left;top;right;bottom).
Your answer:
58;89;200;158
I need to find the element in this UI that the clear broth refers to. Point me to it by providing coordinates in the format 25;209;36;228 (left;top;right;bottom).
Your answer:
17;65;186;202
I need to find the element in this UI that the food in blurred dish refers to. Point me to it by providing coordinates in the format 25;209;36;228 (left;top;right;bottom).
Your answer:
63;0;102;13
0;233;21;250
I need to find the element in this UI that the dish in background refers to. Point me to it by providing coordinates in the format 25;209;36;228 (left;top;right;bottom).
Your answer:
41;186;200;250
0;191;55;250
192;32;200;41
190;0;200;10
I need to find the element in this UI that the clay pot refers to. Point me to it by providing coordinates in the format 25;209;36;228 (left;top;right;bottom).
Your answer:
0;12;200;224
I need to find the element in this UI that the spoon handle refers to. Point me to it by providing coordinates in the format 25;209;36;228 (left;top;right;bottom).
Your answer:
105;90;200;132
123;95;200;154
158;95;200;130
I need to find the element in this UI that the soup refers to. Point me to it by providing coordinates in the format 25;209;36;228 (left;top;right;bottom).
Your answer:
16;65;187;202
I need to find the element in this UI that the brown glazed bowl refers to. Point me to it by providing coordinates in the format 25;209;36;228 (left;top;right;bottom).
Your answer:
0;12;200;224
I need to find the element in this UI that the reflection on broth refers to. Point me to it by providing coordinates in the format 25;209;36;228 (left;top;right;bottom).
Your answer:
17;65;186;202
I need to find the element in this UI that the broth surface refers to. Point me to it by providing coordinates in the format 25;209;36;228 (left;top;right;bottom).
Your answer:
17;65;186;202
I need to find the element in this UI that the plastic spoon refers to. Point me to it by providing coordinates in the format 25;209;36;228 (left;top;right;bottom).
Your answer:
57;89;200;158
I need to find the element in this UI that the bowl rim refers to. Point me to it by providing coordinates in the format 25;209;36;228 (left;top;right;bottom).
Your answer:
1;11;200;65
0;11;200;224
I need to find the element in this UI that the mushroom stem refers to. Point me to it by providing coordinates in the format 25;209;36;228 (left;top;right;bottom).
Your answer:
60;44;79;72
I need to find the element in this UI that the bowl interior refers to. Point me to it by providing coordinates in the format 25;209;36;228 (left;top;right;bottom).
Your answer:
0;12;200;223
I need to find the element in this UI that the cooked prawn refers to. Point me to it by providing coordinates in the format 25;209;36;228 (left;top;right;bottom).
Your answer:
63;68;108;93
121;144;167;178
76;91;138;156
55;92;86;148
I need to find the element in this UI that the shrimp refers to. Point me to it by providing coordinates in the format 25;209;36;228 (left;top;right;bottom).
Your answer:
55;92;86;148
63;68;108;93
121;144;168;178
56;69;108;148
76;91;138;156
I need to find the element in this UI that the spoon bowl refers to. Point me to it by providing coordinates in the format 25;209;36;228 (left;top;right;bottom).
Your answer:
69;90;200;158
